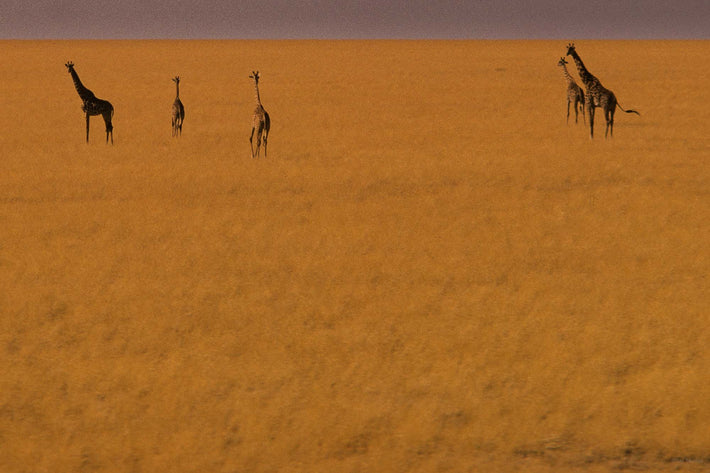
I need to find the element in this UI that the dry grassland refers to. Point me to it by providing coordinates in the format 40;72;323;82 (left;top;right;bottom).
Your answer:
0;40;708;472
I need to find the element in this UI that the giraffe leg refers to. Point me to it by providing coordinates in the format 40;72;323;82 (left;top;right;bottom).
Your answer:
263;113;270;158
587;102;595;139
255;130;262;158
249;127;256;158
605;107;615;139
574;99;579;124
103;112;113;145
566;100;570;125
581;101;586;125
262;127;269;158
609;112;614;138
85;112;90;143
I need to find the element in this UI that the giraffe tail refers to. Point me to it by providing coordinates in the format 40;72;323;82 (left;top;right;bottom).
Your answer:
616;102;640;115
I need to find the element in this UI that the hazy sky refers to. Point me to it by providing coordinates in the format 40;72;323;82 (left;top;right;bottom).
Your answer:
2;0;708;39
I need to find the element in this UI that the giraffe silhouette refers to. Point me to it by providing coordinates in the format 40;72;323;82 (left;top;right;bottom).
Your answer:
565;44;639;139
172;76;185;137
65;61;114;144
249;71;270;158
557;57;585;125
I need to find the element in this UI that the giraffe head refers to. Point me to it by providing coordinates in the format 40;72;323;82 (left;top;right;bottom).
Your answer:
565;43;576;57
172;76;180;84
250;71;260;83
557;57;569;67
65;61;75;73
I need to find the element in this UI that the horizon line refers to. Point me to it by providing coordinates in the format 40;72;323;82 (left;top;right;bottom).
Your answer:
2;36;708;41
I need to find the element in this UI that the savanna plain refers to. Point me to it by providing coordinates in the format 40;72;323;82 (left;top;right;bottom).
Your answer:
0;40;708;472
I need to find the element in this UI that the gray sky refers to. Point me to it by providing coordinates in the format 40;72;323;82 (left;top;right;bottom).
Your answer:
1;0;708;39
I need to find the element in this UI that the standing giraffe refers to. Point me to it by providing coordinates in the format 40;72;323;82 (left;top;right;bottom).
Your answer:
557;57;585;125
172;76;185;137
249;71;270;158
565;44;639;139
65;61;114;144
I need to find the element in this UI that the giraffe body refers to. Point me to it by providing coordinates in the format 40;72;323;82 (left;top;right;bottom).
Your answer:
172;76;185;137
65;62;114;144
249;71;270;158
565;44;639;139
557;57;585;125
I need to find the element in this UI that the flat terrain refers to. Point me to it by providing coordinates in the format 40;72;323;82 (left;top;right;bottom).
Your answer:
0;40;708;472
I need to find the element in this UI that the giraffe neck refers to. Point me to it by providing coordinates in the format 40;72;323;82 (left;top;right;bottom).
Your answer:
253;80;262;107
569;50;597;87
68;68;95;102
560;64;575;85
175;81;180;99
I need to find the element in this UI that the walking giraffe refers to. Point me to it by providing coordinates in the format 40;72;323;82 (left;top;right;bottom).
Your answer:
65;62;114;144
565;44;639;139
557;57;585;125
249;71;270;158
172;76;185;137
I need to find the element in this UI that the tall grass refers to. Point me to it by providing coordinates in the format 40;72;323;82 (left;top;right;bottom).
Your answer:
0;40;708;472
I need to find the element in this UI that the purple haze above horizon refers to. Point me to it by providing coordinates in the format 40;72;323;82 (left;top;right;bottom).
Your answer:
1;0;708;39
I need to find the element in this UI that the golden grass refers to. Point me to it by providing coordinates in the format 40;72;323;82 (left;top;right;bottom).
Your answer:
0;40;708;472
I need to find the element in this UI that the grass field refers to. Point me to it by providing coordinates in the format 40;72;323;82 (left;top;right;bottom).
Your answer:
0;40;708;472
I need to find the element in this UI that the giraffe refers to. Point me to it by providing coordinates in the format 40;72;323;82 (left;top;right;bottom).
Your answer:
64;61;114;144
565;44;639;139
171;76;185;137
249;71;270;158
557;57;585;125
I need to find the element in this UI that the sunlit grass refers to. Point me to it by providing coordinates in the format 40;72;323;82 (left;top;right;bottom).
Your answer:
0;40;708;472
